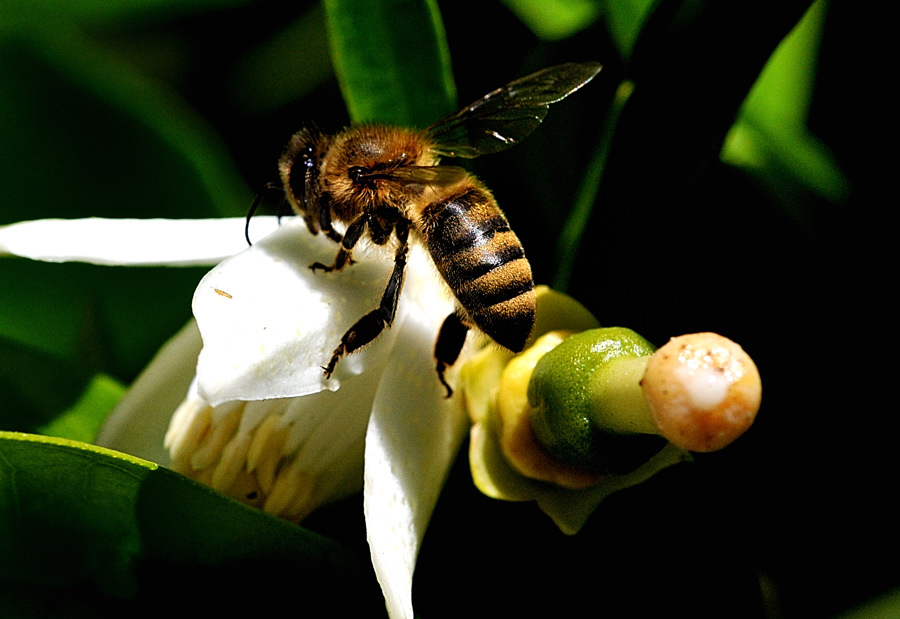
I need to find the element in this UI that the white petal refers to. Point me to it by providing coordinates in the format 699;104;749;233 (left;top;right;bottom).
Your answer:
0;217;278;266
94;320;202;465
363;265;468;619
193;218;402;406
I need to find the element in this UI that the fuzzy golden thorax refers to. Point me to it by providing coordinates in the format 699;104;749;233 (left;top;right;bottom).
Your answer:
319;125;441;221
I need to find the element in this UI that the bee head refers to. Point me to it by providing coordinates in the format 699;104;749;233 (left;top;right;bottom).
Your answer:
279;127;328;215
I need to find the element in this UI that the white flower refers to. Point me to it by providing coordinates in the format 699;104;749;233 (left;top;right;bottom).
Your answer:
1;216;470;619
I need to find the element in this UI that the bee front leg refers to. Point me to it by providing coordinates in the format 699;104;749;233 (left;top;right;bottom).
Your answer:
310;212;369;272
324;222;409;378
434;312;470;398
315;191;343;244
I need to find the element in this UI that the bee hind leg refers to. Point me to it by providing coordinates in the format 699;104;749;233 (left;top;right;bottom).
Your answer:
323;223;409;377
434;312;470;398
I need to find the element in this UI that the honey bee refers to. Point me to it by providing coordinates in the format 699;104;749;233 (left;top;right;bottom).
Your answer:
276;62;601;395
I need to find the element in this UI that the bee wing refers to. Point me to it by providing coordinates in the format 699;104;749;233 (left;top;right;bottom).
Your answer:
367;165;470;187
426;62;602;159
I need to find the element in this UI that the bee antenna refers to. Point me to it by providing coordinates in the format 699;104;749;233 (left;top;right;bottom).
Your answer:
244;182;282;246
244;193;264;246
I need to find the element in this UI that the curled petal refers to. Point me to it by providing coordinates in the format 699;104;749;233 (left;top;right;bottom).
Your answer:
363;255;466;619
193;219;401;406
468;418;546;502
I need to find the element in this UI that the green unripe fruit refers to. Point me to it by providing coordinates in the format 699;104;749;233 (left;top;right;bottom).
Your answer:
528;327;666;473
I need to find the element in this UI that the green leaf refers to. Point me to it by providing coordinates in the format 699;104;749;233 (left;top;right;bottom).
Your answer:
721;0;849;203
1;0;250;29
564;0;815;283
0;28;250;223
228;5;335;115
0;258;208;385
501;0;602;41
0;432;379;616
554;81;634;291
323;0;456;126
837;588;900;619
602;0;658;59
37;374;126;443
0;337;89;431
0;335;125;441
501;0;656;57
0;4;255;396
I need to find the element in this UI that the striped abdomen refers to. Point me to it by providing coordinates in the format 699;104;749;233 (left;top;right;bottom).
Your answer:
420;181;535;352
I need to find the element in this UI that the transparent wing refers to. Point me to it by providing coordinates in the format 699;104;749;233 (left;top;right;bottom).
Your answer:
426;62;602;159
357;165;469;187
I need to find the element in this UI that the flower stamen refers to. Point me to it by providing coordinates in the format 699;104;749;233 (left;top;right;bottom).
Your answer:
164;395;213;464
190;402;244;471
212;431;252;492
265;460;314;518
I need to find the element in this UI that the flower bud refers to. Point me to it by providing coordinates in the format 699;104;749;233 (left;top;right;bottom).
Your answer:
527;327;667;473
641;333;761;452
459;287;760;534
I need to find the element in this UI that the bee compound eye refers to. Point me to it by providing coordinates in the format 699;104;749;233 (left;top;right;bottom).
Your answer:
348;166;366;181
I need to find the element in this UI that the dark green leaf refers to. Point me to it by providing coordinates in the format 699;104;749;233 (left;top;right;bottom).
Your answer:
0;258;208;385
566;0;816;312
0;432;380;616
0;4;254;398
228;5;335;115
0;32;250;223
1;0;250;29
0;336;124;440
323;0;456;126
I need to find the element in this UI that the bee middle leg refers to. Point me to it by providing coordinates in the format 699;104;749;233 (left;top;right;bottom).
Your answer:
434;312;471;398
323;222;409;378
310;212;369;272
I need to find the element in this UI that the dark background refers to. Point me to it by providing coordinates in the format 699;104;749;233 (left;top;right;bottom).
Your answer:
3;0;894;616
